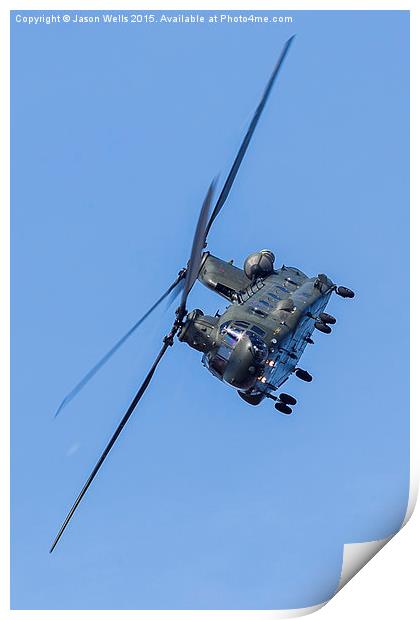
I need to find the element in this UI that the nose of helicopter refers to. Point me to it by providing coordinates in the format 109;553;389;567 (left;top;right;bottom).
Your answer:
222;334;265;391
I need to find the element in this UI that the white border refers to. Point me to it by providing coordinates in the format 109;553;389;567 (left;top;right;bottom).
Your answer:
2;1;416;618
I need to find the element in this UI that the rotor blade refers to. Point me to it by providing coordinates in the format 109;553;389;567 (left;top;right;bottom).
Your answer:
166;276;184;310
204;35;295;242
54;273;185;418
178;178;216;316
50;337;171;553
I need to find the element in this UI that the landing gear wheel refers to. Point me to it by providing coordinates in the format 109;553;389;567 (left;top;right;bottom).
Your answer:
275;402;292;415
279;393;297;406
336;286;355;298
295;368;313;382
315;321;332;334
319;312;336;324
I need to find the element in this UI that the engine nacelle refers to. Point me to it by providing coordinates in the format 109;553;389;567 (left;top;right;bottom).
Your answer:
243;250;275;281
198;253;250;300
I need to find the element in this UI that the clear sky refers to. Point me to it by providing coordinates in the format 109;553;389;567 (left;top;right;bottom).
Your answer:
11;9;409;610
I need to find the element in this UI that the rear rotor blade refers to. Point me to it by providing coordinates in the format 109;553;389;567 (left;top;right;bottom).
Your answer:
204;35;295;242
178;179;216;317
54;273;185;417
50;337;171;553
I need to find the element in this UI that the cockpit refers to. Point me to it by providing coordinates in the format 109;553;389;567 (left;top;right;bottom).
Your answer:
205;326;241;377
203;323;268;390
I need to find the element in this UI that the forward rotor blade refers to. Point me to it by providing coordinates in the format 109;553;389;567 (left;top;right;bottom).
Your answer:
204;35;295;242
54;273;184;418
178;179;216;316
50;337;171;553
166;277;184;310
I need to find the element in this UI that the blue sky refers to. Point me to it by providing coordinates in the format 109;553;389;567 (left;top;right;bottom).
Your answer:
11;10;409;610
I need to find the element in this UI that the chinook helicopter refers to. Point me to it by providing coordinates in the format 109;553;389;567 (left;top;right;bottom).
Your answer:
50;35;354;552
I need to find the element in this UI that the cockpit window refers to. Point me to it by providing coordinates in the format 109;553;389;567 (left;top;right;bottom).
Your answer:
209;355;228;376
205;326;268;379
220;324;243;342
207;327;242;377
233;321;250;328
246;331;268;364
222;330;239;348
218;343;232;359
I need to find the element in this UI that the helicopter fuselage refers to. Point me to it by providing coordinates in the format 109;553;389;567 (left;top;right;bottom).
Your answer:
179;253;336;405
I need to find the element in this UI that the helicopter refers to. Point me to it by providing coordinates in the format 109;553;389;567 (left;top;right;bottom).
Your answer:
50;35;354;553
